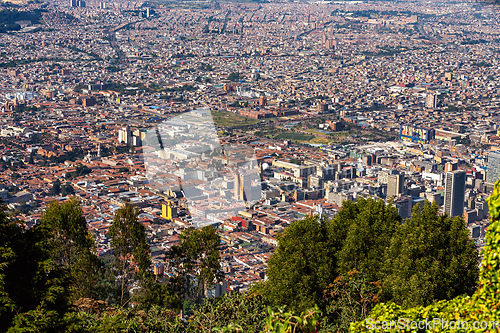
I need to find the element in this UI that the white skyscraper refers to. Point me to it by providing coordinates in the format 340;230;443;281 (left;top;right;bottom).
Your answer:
118;126;132;145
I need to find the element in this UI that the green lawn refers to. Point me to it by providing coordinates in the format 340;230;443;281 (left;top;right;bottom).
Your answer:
303;128;325;135
211;110;261;128
274;132;315;141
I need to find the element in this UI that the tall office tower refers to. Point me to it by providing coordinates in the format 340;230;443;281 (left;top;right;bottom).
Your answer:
118;126;132;145
444;170;466;217
387;173;404;198
394;195;412;219
234;172;240;201
487;151;500;184
426;93;437;108
70;0;77;7
317;102;328;113
234;172;251;202
325;39;336;49
77;0;86;7
259;95;267;106
363;154;373;166
146;8;150;18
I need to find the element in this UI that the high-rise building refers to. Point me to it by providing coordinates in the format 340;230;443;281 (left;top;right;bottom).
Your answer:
324;38;337;49
444;170;466;217
70;0;77;7
394;195;412;219
234;172;241;201
259;95;267;106
234;172;251;202
82;96;96;107
387;173;404;198
426;93;437;108
317;102;328;113
118;126;132;145
487;151;500;184
363;155;373;166
162;203;177;219
153;263;164;276
452;124;466;133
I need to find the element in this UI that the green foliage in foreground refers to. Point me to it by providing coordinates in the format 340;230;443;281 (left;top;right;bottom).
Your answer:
261;197;478;315
350;179;500;332
382;201;479;308
79;292;321;333
261;198;402;314
0;198;102;332
75;303;185;333
0;192;487;333
188;292;269;332
244;198;479;332
263;215;338;312
0;199;182;332
166;226;223;304
108;202;153;308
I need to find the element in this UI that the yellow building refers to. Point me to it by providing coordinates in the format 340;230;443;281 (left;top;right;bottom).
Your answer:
162;203;177;220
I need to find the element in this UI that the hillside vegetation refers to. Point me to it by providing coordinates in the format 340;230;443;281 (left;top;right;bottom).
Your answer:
0;193;487;332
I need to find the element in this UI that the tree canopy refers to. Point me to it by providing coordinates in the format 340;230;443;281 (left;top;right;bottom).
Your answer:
37;198;103;302
0;193;484;333
166;225;223;305
108;201;153;308
351;180;500;332
0;201;75;331
264;215;337;312
335;198;400;282
382;201;479;308
260;197;479;330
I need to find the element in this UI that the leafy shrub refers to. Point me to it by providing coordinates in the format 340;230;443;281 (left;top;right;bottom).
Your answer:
188;292;269;333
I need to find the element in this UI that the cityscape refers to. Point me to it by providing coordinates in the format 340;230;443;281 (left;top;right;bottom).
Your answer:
1;0;500;331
